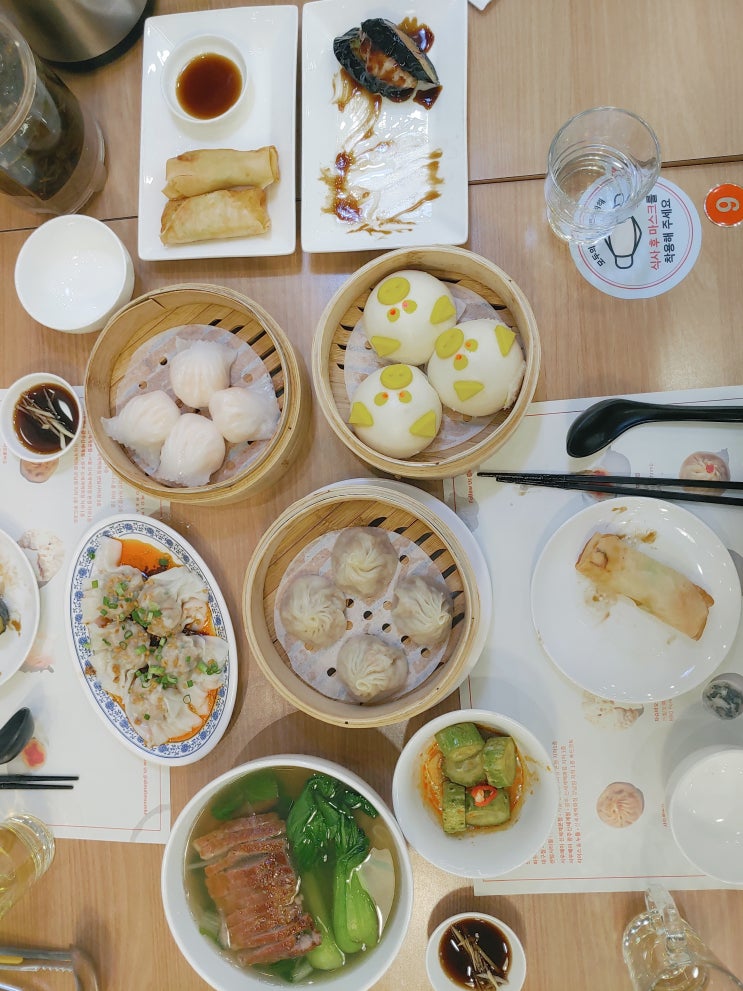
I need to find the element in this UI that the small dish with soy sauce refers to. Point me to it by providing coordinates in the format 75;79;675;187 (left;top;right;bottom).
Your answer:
0;373;83;464
161;33;248;126
427;912;526;991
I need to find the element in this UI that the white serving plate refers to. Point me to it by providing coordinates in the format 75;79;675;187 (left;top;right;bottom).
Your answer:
66;514;238;766
301;0;468;253
531;497;742;704
138;6;297;261
0;528;40;688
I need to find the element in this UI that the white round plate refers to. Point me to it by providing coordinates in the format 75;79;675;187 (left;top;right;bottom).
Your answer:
531;497;741;704
66;514;238;766
0;528;40;688
668;746;743;885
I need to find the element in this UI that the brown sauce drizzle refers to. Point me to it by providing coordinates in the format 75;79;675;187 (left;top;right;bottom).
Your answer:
399;16;435;53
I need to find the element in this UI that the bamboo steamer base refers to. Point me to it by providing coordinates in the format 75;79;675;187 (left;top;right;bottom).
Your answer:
242;482;482;728
312;246;541;480
85;284;310;505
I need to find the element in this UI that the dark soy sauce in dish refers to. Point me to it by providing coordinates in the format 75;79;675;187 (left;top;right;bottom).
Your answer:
439;917;511;989
176;53;242;119
13;383;80;454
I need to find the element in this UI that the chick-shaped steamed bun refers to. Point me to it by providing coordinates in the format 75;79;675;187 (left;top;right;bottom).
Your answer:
364;270;457;365
427;318;526;417
349;364;442;458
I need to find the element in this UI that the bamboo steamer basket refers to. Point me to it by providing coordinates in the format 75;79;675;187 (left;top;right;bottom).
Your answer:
85;284;310;505
242;480;483;728
312;245;540;479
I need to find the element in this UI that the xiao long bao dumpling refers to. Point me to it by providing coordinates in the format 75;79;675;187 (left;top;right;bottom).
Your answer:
331;526;398;600
207;386;279;444
102;390;181;473
336;634;408;703
168;338;235;409
391;574;453;646
427;318;526;417
158;413;226;487
279;573;347;648
348;364;442;458
363;269;458;365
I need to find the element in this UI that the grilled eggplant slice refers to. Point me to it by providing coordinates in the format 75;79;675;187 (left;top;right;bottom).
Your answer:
333;18;440;102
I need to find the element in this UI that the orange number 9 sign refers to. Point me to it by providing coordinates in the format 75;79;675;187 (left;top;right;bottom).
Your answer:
704;183;743;226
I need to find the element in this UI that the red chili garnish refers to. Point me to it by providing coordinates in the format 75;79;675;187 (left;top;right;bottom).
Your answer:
469;784;498;807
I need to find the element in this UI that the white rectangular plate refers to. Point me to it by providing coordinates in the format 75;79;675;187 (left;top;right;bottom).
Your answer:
138;6;297;261
301;0;468;253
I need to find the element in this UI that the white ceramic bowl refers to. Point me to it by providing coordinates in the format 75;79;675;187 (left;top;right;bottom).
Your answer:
162;754;414;991
160;33;247;125
668;746;743;885
426;913;526;991
392;708;559;879
15;216;134;334
0;373;83;464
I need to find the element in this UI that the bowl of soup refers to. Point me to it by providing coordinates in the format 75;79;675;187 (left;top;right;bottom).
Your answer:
162;755;413;990
392;709;558;878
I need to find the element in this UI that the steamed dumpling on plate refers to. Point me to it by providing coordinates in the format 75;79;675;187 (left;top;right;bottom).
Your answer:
168;338;235;409
279;573;347;648
391;573;452;646
135;566;209;637
158;413;226;487
331;526;398;600
102;390;181;473
208;386;280;444
336;633;408;702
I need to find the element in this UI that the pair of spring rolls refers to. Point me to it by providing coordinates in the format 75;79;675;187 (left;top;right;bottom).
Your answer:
159;146;279;245
575;532;714;640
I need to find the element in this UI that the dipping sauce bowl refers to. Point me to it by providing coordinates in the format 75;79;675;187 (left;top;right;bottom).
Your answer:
161;34;247;125
0;373;84;464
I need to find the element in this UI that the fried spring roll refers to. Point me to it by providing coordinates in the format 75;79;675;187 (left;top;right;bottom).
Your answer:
575;532;714;640
162;146;280;198
160;187;270;245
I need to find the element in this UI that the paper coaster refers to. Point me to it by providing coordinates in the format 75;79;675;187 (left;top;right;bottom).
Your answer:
569;177;702;299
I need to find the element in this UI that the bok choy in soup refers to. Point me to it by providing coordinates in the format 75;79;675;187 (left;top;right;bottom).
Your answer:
185;767;397;983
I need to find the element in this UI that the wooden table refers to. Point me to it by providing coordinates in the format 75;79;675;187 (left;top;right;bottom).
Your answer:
1;2;742;990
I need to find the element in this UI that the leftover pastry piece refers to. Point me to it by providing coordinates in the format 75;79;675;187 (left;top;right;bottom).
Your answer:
575;533;714;640
596;781;644;828
160;187;270;244
162;146;280;198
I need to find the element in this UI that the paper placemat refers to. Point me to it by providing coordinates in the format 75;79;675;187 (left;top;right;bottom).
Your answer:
444;385;743;893
0;391;171;843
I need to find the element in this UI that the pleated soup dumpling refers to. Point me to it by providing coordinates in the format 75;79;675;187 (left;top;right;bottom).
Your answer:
102;390;181;473
278;573;347;648
331;526;398;601
168;338;235;409
158;412;226;487
364;269;458;365
208;387;279;444
348;364;442;458
391;573;453;646
336;634;408;703
427;318;526;417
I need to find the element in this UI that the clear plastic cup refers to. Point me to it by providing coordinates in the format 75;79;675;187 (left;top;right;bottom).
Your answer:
0;14;106;216
0;813;55;920
544;106;661;245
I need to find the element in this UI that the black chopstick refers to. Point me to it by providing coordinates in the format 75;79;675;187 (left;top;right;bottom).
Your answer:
0;782;74;790
1;774;78;784
476;471;743;507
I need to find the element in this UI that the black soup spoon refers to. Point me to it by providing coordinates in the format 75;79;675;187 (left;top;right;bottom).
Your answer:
566;398;743;458
0;708;34;765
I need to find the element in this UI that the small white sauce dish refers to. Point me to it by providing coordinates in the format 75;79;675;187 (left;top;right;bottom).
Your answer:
160;33;247;126
426;912;526;991
15;216;134;335
667;745;743;885
0;372;84;464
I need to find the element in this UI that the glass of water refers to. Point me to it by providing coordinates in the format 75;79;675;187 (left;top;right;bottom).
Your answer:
0;813;55;920
544;106;661;245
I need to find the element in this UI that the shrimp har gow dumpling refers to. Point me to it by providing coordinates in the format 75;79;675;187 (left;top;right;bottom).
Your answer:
169;338;235;409
279;573;347;648
158;413;225;487
102;390;181;472
336;634;408;702
208;386;279;444
391;573;452;646
331;527;398;600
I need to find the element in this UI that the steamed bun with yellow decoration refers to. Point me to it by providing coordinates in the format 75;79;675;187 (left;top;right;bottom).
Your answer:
363;270;457;365
427;318;526;417
348;364;442;458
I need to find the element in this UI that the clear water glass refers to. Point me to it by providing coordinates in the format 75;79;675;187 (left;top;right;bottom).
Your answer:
0;813;55;920
544;106;661;245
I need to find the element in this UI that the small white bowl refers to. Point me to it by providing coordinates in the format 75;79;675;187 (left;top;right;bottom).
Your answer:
392;708;558;879
160;33;247;125
15;216;134;334
0;373;83;464
427;913;526;991
162;754;414;991
668;746;743;885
